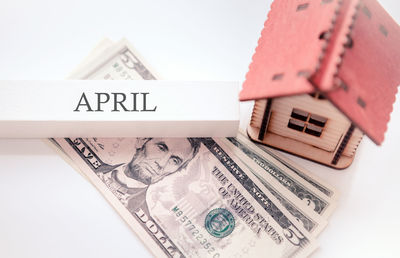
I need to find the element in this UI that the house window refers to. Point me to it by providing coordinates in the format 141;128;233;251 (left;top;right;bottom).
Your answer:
309;92;326;100
288;108;327;137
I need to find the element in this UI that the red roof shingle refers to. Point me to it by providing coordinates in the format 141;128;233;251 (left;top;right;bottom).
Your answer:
240;0;400;145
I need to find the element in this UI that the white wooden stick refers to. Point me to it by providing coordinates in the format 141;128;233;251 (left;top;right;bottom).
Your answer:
0;80;239;138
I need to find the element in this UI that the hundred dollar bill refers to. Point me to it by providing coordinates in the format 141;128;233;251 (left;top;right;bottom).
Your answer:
217;138;327;236
53;137;317;258
224;133;337;218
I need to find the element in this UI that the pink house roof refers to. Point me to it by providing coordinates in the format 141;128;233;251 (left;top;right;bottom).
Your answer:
240;0;400;145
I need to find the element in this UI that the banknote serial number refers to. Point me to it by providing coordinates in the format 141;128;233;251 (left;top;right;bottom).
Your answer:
171;206;220;257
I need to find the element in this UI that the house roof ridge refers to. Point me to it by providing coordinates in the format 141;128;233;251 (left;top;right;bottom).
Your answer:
311;0;360;92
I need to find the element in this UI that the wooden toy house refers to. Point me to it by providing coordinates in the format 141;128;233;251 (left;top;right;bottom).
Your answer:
240;0;400;169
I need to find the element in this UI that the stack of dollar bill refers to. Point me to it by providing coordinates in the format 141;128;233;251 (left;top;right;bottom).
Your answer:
48;38;338;258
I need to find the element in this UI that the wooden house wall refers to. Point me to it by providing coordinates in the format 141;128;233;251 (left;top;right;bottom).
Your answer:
251;95;364;158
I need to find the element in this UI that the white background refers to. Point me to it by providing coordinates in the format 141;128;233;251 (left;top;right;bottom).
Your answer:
0;0;399;257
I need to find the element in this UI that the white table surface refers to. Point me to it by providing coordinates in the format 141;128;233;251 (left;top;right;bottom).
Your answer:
0;0;399;257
